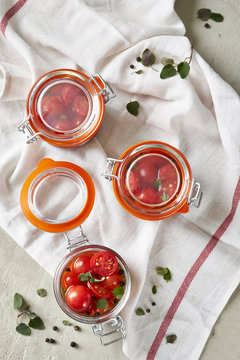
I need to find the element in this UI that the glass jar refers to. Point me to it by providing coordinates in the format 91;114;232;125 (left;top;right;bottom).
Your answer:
18;69;115;147
20;158;131;345
102;141;201;220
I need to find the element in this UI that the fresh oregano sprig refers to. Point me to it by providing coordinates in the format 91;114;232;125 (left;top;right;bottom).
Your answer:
78;272;105;283
160;45;193;80
197;8;224;23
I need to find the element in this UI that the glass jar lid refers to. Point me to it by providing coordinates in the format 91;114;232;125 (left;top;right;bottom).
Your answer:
109;141;196;220
20;159;95;232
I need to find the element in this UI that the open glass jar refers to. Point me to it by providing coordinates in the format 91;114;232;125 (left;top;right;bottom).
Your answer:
20;158;131;345
102;141;201;220
18;69;115;147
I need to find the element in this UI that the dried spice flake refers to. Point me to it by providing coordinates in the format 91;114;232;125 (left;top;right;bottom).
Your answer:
135;308;145;316
166;334;177;344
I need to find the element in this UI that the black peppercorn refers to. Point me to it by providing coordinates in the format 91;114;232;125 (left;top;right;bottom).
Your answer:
114;298;119;304
45;338;50;343
92;296;96;301
120;281;125;287
49;338;56;343
146;309;151;313
136;56;141;62
118;269;124;275
86;311;90;316
74;325;80;331
130;64;135;69
70;341;77;348
52;326;58;331
152;302;156;306
65;267;71;272
204;23;211;29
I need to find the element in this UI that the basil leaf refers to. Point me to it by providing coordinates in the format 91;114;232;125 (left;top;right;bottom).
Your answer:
28;316;45;330
16;323;31;336
37;288;47;297
96;298;108;310
135;308;145;316
79;272;91;282
112;286;124;300
177;62;190;79
160;64;177;79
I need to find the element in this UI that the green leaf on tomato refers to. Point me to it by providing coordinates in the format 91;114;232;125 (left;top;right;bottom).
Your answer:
154;178;162;189
95;298;108;310
112;286;124;300
79;272;91;282
28;316;45;330
161;192;169;202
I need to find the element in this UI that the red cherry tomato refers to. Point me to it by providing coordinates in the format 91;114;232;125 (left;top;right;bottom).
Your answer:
137;187;159;204
136;155;167;168
61;271;80;291
159;163;178;181
52;118;73;131
90;251;118;277
162;179;178;199
104;271;123;289
62;84;80;105
50;83;65;96
41;96;64;119
74;95;89;118
72;115;85;129
65;285;92;312
128;170;140;194
72;255;92;276
87;281;112;298
138;163;158;186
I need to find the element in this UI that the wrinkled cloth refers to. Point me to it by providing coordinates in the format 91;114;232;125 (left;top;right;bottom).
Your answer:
0;1;240;359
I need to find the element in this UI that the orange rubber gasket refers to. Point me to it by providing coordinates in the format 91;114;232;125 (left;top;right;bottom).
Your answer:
112;141;192;221
20;158;95;232
26;69;105;147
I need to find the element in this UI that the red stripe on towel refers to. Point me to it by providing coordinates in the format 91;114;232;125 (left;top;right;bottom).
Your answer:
147;176;240;360
0;0;28;36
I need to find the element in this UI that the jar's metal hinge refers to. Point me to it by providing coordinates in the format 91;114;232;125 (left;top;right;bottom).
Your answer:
187;179;202;207
101;158;123;181
64;225;89;252
92;316;125;346
18;115;41;144
89;74;116;104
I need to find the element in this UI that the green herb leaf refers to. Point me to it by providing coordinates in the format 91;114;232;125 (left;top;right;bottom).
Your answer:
126;101;139;116
16;323;31;336
152;285;157;294
166;334;177;344
135;70;144;74
28;316;45;330
14;293;24;310
177;62;190;79
197;8;211;21
95;298;108;310
37;288;47;297
163;268;172;282
141;48;156;66
160;64;177;79
62;320;72;326
154;178;162;189
79;272;91;282
210;13;224;22
112;286;124;300
161;192;169;202
156;267;168;276
135;308;145;316
161;57;174;65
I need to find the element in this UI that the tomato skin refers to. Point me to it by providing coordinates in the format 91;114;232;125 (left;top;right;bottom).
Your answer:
128;170;140;194
138;163;158;186
72;255;92;276
87;281;112;298
41;96;64;119
88;299;115;316
137;187;159;204
159;163;177;181
52;118;73;131
72;115;85;129
90;251;118;277
65;285;92;312
104;271;123;289
61;271;80;291
62;84;80;105
74;95;89;117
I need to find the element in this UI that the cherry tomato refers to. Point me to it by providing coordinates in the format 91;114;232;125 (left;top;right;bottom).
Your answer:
61;271;80;291
128;170;140;194
65;285;92;312
72;255;92;276
136;155;167;168
104;271;124;289
159;163;178;182
74;95;89;117
162;179;178;199
137;187;159;204
52;118;73;131
72;115;85;129
90;251;118;277
87;281;112;298
138;163;158;186
62;84;80;105
41;96;64;119
50;83;65;96
88;298;115;316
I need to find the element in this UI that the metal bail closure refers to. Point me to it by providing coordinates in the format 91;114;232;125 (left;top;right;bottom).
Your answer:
89;74;116;104
92;316;125;346
64;225;89;252
18;114;41;144
187;179;202;207
101;158;123;181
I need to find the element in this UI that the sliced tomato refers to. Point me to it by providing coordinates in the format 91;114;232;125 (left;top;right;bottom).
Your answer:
61;271;80;291
87;281;112;298
128;170;140;194
90;251;118;277
104;270;124;289
74;95;89;118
